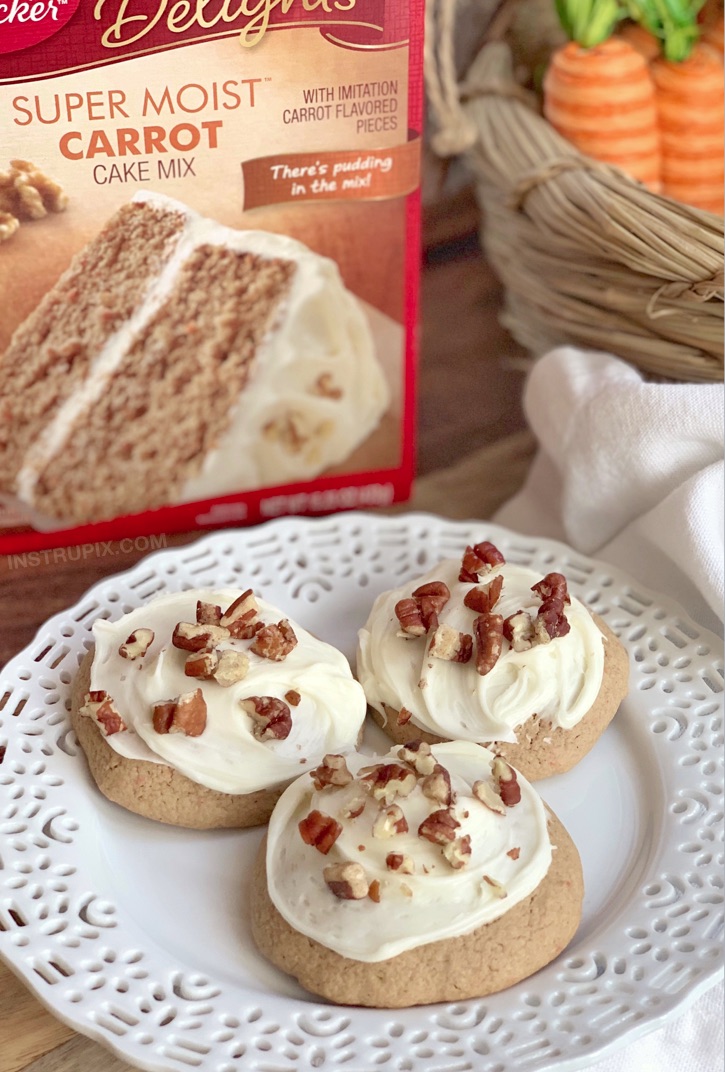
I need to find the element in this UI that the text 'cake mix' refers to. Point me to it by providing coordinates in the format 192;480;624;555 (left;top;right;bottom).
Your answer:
0;0;424;552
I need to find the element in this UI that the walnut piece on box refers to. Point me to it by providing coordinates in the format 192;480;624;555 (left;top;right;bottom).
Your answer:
0;159;68;243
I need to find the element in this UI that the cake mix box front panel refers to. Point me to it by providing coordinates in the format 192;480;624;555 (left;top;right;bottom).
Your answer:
0;0;423;553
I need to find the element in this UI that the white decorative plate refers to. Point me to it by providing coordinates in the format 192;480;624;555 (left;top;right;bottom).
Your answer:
0;513;722;1072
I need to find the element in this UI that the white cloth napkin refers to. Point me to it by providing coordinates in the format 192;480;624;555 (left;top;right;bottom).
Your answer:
496;346;724;1072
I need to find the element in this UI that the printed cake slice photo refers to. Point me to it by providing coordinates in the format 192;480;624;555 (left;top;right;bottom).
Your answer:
70;586;367;828
0;191;391;526
356;540;630;780
250;740;584;1007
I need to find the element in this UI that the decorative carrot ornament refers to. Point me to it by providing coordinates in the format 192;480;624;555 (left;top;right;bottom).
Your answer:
630;0;724;213
543;1;662;190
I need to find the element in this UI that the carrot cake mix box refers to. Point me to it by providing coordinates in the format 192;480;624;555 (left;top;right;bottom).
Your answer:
0;0;423;553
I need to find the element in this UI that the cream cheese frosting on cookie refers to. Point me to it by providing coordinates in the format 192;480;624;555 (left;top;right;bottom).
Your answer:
85;587;366;794
265;741;552;962
357;553;606;744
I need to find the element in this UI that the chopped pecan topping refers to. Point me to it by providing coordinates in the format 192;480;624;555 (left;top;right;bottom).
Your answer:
241;695;292;740
443;834;472;869
299;810;342;854
212;649;250;686
474;613;504;675
118;628;154;660
360;763;417;805
472;779;506;815
372;804;409;838
459;541;505;583
196;600;222;625
421;763;453;806
492;756;521;807
285;689;301;707
250;619;297;661
172;621;230;652
507;847;521;860
220;589;262;639
80;691;126;736
323;861;369;899
184;649;219;679
397;706;413;726
397;739;436;776
463;574;504;614
394;597;426;637
483;874;507;898
503;609;535;652
341;788;369;819
534;598;571;642
310;753;353;790
418;808;460;845
152;689;207;737
386;852;415;874
531;572;570;605
368;879;382;903
395;581;450;637
429;623;473;664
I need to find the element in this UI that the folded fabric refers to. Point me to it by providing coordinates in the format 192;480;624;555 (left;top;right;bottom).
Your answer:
497;347;724;633
496;345;724;1072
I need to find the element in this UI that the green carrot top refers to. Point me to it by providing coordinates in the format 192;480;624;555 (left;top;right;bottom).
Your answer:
554;0;626;46
626;0;705;60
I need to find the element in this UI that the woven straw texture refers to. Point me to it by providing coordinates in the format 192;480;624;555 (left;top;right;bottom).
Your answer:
425;2;724;383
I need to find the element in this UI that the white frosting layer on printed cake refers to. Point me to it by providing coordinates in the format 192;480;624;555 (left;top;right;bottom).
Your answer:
17;191;390;509
266;742;552;961
357;558;606;743
87;587;366;794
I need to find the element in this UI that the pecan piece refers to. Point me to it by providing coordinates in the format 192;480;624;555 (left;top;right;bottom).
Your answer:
299;810;342;854
394;597;426;637
443;834;472;869
310;754;353;790
212;649;250;686
80;691;126;736
459;541;505;583
118;628;154;660
429;623;473;664
483;874;508;898
534;597;571;643
474;613;504;676
503;609;535;652
172;621;230;652
472;779;506;815
285;689;301;706
152;689;207;737
184;650;219;679
196;600;222;625
397;739;436;776
507;847;521;860
397;705;414;726
250;619;297;661
341;788;369;819
412;580;451;628
463;574;504;614
531;572;570;605
420;763;453;806
323;861;369;899
241;695;292;740
368;879;382;903
360;763;417;805
386;852;414;874
220;589;262;639
418;808;460;845
492;756;521;807
372;804;409;839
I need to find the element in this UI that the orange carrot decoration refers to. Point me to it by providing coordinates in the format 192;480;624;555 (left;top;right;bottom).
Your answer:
543;29;662;191
651;41;724;212
617;21;662;59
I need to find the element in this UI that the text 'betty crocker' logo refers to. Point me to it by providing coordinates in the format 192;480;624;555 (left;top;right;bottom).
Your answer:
0;0;82;55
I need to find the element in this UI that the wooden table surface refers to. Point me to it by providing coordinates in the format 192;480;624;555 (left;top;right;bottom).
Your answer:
0;189;533;1072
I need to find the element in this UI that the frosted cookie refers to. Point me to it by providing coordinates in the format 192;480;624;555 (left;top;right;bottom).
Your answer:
0;191;389;524
356;542;629;780
71;587;366;828
250;740;583;1007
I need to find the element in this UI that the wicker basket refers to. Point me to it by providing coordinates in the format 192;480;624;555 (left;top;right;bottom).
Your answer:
425;0;724;383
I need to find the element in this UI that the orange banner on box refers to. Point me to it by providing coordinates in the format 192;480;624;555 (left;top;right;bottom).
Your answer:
242;140;420;210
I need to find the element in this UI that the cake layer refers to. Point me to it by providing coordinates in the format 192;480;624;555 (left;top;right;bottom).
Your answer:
12;191;390;524
0;199;185;490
